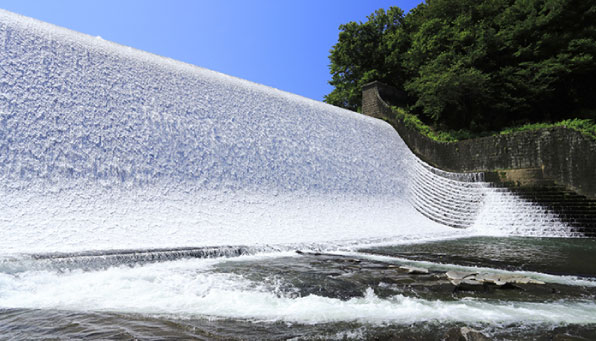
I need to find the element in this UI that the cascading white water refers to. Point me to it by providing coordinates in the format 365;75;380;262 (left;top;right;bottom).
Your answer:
0;9;575;256
0;9;441;254
409;159;576;237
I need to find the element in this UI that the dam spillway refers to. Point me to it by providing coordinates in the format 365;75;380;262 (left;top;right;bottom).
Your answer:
0;9;423;253
0;9;578;254
2;10;596;339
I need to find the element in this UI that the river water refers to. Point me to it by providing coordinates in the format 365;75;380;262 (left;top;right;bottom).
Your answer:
1;9;595;340
1;237;596;340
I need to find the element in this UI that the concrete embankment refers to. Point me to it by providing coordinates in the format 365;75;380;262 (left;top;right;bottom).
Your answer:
363;81;596;236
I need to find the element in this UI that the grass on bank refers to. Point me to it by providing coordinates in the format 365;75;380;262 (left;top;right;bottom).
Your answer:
390;106;596;143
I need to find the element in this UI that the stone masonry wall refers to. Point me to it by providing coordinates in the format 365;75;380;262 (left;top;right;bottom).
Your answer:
362;81;596;199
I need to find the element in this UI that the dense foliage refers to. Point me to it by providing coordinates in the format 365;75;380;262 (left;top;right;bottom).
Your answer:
325;0;596;132
391;105;596;142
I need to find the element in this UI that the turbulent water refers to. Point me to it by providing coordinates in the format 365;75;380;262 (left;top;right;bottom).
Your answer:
0;9;595;340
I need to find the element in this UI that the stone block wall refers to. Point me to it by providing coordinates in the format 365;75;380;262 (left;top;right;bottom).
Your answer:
362;82;596;199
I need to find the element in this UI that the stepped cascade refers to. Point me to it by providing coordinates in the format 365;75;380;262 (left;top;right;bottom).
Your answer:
362;81;596;237
410;159;583;236
0;9;582;256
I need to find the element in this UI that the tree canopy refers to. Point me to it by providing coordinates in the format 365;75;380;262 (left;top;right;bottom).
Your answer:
325;0;596;132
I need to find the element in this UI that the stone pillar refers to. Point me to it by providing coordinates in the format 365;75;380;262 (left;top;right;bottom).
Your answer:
361;81;383;118
362;81;387;119
362;81;407;119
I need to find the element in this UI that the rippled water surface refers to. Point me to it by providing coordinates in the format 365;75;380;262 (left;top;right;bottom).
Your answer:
362;237;596;277
1;237;595;340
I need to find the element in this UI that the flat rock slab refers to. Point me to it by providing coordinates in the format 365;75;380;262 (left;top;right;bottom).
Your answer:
474;273;545;285
448;271;546;288
446;271;478;281
451;278;485;287
474;273;508;286
399;265;429;274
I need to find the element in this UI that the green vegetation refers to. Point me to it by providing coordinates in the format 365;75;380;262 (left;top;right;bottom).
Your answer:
325;0;596;135
390;107;476;142
390;106;596;142
500;118;596;140
324;7;407;111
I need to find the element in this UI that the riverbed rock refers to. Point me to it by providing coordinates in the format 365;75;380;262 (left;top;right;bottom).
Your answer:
446;270;545;288
399;265;429;274
444;326;492;341
451;278;486;291
446;271;478;281
474;273;545;286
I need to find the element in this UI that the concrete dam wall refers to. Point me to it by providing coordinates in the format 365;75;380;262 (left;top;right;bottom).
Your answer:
363;81;596;235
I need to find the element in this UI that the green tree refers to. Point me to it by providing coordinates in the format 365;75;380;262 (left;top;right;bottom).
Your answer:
324;7;406;112
326;0;596;132
493;0;596;124
403;0;505;129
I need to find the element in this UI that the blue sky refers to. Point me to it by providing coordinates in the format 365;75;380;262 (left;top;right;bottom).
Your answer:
1;1;423;102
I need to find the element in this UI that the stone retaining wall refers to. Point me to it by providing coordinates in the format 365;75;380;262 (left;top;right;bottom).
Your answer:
362;81;596;199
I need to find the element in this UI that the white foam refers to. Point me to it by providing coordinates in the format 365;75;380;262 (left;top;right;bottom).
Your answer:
470;190;574;237
0;188;456;254
0;257;595;325
0;9;577;256
0;9;451;253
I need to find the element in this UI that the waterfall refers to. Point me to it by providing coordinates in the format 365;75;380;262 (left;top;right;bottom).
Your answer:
409;159;575;236
0;10;575;256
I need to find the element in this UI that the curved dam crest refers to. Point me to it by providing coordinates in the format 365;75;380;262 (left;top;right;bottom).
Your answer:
0;9;573;254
